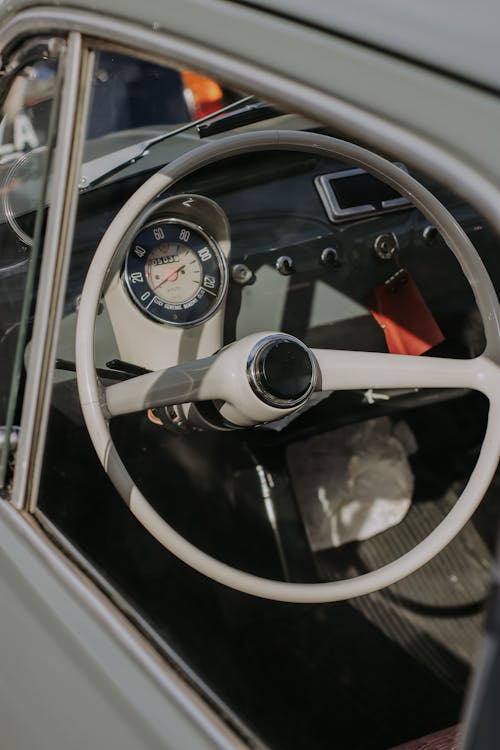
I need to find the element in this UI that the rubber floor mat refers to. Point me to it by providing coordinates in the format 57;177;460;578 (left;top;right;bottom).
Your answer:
315;477;497;692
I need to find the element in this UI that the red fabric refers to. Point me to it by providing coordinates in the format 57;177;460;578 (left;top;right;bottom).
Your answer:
390;725;460;750
369;268;444;356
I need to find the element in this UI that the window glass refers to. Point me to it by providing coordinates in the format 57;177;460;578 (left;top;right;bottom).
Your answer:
33;44;494;750
89;51;232;139
0;56;60;488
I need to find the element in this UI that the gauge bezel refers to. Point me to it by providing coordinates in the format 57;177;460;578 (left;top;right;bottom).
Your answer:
124;217;228;327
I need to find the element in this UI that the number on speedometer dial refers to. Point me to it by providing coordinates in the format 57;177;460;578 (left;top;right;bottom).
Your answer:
124;219;227;326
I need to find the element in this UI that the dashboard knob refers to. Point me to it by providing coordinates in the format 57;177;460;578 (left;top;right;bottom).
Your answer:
423;225;438;244
275;255;295;275
321;247;341;266
232;263;254;284
373;232;399;261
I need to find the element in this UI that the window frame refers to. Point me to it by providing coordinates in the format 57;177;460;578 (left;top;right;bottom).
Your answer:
0;34;84;491
6;32;93;509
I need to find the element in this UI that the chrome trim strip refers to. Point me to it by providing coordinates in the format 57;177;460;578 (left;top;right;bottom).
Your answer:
315;165;411;223
382;196;410;209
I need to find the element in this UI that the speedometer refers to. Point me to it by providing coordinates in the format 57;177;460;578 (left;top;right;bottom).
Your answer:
124;218;227;326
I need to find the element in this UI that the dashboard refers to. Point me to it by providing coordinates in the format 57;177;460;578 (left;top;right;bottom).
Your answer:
0;135;496;427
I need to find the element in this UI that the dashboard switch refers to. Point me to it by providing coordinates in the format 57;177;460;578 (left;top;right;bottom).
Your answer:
373;232;400;262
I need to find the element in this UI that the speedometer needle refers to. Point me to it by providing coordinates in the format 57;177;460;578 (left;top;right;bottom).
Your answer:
154;265;185;289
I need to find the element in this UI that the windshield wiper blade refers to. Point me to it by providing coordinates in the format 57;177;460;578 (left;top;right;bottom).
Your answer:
78;94;255;191
197;102;282;138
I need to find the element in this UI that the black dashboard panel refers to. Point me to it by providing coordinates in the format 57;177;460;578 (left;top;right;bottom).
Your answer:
1;142;497;425
164;149;487;357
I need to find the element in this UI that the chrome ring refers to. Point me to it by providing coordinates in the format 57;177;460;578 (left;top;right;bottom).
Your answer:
246;333;318;409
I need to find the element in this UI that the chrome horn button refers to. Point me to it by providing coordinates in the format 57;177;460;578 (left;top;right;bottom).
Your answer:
246;334;318;408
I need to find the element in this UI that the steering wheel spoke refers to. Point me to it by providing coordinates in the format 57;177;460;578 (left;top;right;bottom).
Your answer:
104;332;318;425
313;349;499;399
105;355;219;418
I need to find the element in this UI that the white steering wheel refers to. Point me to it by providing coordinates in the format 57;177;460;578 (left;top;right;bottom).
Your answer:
76;131;500;603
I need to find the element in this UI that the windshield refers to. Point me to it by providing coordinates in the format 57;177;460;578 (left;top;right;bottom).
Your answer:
1;51;258;225
29;50;238;140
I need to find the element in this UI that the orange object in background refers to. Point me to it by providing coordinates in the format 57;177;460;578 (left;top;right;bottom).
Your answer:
181;70;224;118
369;268;445;356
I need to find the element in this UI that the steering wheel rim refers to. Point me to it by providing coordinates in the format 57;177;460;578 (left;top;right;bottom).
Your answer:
76;130;500;603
